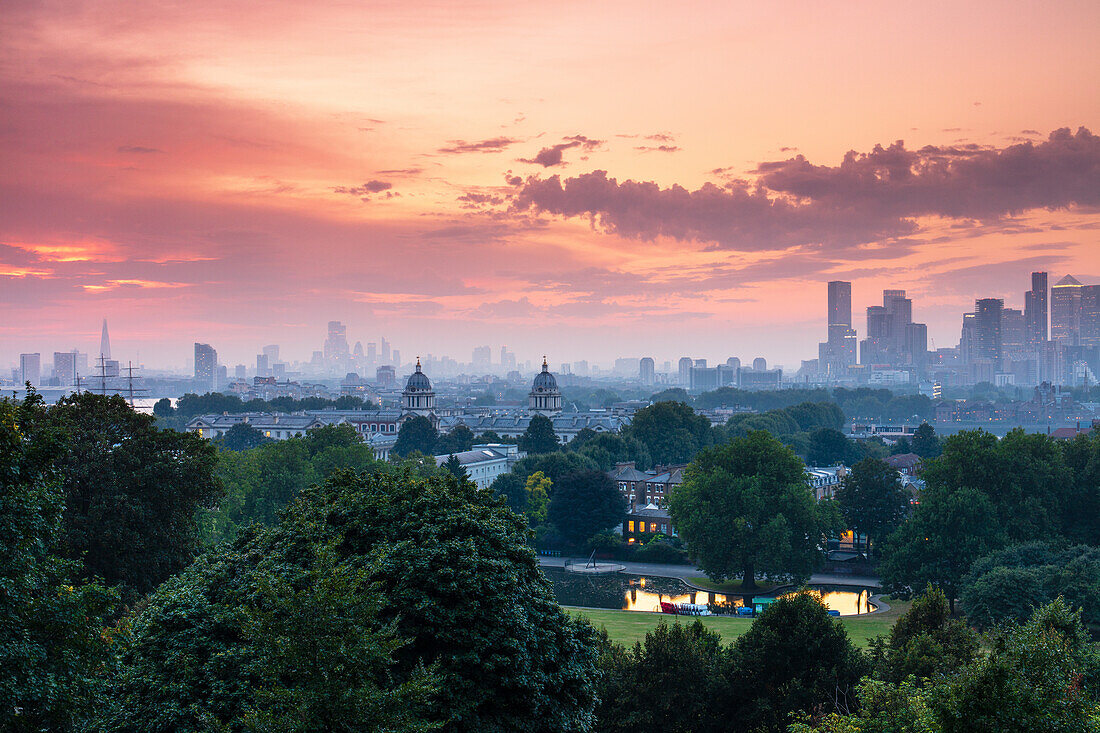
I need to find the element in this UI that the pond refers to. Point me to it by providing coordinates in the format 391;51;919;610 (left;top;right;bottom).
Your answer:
543;568;876;616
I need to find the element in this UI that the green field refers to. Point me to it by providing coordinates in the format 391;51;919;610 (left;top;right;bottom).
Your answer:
567;599;908;648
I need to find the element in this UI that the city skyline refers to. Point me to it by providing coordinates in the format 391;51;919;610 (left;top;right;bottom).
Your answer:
2;1;1099;368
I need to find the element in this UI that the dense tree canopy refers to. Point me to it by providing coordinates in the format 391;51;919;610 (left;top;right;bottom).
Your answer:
25;392;222;598
436;424;475;455
669;431;839;589
910;422;941;459
870;586;979;684
1;393;117;732
519;414;561;454
218;422;269;451
107;470;600;732
836;457;909;555
548;469;626;546
625;401;715;466
393;415;439;457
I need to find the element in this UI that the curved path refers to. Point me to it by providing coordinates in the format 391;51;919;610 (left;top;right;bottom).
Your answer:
538;556;881;589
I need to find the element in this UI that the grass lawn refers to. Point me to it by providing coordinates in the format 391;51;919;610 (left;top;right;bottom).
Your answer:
684;576;779;594
568;597;910;649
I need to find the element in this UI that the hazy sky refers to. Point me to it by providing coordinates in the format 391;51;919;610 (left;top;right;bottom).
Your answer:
3;0;1099;371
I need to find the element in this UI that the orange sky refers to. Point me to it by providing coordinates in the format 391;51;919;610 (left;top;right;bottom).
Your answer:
2;0;1099;370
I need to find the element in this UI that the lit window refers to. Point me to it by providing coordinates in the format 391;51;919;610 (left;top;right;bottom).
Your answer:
638;522;645;533
628;521;635;532
650;523;657;533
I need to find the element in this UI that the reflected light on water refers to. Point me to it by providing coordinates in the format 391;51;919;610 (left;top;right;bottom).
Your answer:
621;578;875;615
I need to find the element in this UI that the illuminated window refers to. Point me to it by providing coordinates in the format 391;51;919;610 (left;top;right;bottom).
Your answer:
638;522;645;533
628;521;635;532
649;523;658;533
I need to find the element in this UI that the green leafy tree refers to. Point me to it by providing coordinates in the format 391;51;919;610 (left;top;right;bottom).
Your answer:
835;458;909;556
394;415;438;457
548;469;626;546
489;472;527;514
789;678;939;733
727;592;869;731
30;392;222;598
626;401;714;466
594;622;727;733
869;586;979;683
442;454;468;481
934;599;1100;732
107;469;599;732
436;425;475;455
511;451;598;484
219;422;269;451
1059;430;1100;544
891;437;912;455
669;431;836;589
519;414;560;454
152;397;174;417
878;486;1006;612
910;422;941;459
525;471;552;525
1;393;118;733
807;428;854;466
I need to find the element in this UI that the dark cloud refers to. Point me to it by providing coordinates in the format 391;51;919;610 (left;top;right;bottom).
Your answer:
514;128;1100;252
117;145;162;154
518;135;602;167
376;167;423;176
437;137;521;154
0;242;40;266
333;180;393;199
645;133;675;143
634;145;680;153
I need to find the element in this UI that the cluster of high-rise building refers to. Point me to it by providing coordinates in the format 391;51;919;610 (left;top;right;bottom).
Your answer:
13;320;115;389
811;273;1099;388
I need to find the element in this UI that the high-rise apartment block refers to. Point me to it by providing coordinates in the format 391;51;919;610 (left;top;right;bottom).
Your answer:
194;343;217;387
1025;271;1048;347
19;353;41;386
820;281;857;375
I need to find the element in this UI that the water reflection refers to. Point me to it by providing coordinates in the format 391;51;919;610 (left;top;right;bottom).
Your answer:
544;568;875;616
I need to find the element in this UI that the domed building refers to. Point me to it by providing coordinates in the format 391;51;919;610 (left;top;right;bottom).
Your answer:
528;357;562;416
402;358;436;419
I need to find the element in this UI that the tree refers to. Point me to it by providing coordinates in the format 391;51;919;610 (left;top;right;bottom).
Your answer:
1059;430;1100;544
525;471;552;525
878;486;1006;612
595;622;727;733
152;397;174;417
548;469;626;546
835;458;909;556
107;469;600;732
807;427;854;466
869;586;979;683
442;454;468;481
669;431;835;589
519;414;560;454
1;393;118;732
29;392;222;598
727;592;869;731
934;599;1100;732
393;415;438;457
626;401;714;466
490;472;527;514
511;451;598;484
910;422;941;459
219;422;269;451
960;543;1100;631
890;437;912;455
436;424;475;455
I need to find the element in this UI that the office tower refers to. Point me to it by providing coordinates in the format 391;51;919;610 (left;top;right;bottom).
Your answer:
20;353;41;386
235;364;247;379
1082;284;1100;348
1002;308;1025;352
500;346;516;370
324;322;349;360
973;299;1004;369
639;357;655;385
573;360;589;376
752;357;767;371
367;342;377;362
1025;271;1049;347
53;351;77;387
381;337;391;362
100;319;111;360
263;344;280;363
904;323;928;370
256;353;269;376
726;357;741;370
959;312;977;364
352;341;364;358
678;357;693;385
828;281;852;327
1051;275;1084;345
194;343;217;386
376;365;396;389
689;366;718;392
392;349;400;367
472;345;491;367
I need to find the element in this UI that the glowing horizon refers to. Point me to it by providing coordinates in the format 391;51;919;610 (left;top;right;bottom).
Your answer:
3;0;1098;371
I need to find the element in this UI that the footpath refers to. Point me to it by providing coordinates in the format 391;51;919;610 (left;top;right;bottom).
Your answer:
537;555;881;589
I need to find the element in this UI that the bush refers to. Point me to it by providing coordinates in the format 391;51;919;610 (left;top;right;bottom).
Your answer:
633;540;689;565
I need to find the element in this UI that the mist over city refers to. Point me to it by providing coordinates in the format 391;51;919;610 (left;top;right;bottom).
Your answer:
3;2;1100;732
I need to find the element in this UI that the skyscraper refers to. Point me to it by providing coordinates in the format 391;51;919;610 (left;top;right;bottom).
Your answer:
263;344;280;363
19;353;41;386
639;357;655;385
678;356;693;385
1025;271;1048;347
194;343;217;387
324;321;349;360
973;298;1004;370
100;318;111;360
1051;275;1084;345
1081;284;1100;348
53;351;77;387
827;281;852;327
